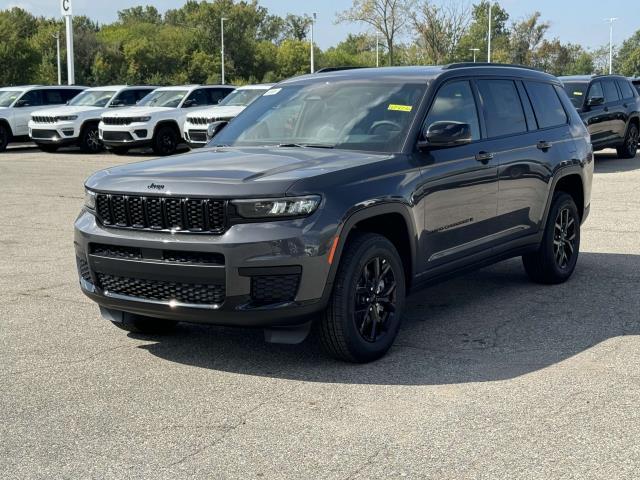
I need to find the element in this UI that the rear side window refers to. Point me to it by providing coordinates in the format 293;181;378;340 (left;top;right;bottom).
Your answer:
476;79;527;138
424;80;480;141
524;81;567;129
602;80;620;103
587;81;603;101
616;80;635;99
207;88;233;104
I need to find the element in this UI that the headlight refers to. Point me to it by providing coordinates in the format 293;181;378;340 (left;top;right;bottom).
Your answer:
130;116;151;122
232;195;321;219
84;189;96;210
56;115;78;121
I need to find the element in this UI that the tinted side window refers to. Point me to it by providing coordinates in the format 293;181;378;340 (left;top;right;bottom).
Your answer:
587;81;603;101
424;80;480;141
113;90;138;106
60;89;83;103
616;80;635;99
524;81;567;129
44;89;64;105
135;89;154;101
19;90;43;107
476;79;527;137
602;80;619;103
184;89;208;107
208;88;232;104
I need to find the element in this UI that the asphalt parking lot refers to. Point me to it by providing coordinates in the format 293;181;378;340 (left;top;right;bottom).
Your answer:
1;145;639;479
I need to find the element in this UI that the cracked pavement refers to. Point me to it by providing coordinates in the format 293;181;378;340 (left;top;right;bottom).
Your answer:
1;146;639;479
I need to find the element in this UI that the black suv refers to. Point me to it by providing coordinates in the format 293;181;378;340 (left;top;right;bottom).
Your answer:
560;75;640;158
75;65;593;362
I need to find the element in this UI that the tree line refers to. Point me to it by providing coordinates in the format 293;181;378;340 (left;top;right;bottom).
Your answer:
0;0;639;88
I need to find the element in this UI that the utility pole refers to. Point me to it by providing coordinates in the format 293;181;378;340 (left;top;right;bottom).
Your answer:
487;2;492;63
605;17;618;74
60;0;74;84
469;48;479;63
220;17;227;84
53;32;61;85
310;13;317;73
376;32;379;67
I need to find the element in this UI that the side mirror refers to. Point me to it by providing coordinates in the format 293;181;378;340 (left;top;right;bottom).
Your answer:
15;99;30;107
207;120;228;140
417;121;472;150
586;96;604;108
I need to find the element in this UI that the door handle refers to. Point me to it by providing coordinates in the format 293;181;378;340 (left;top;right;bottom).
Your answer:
537;141;552;151
603;107;609;112
475;151;494;163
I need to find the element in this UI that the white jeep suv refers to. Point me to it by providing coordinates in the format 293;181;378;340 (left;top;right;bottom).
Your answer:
183;84;273;146
99;85;235;156
0;85;86;152
29;85;156;153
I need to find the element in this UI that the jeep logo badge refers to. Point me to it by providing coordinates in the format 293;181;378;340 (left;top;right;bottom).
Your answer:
147;183;165;190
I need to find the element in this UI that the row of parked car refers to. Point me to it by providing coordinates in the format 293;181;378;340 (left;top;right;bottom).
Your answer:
0;83;272;155
0;74;638;157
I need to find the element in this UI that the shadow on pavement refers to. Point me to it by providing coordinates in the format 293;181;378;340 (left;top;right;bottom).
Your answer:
594;150;640;173
136;252;640;385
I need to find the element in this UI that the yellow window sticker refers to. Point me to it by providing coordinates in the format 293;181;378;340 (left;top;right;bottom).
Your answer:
573;91;583;96
388;104;412;112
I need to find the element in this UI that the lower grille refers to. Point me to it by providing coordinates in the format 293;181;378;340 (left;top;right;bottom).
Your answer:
162;250;224;265
76;257;92;283
103;131;133;142
188;130;208;142
97;273;225;305
91;244;142;259
31;129;58;139
251;274;300;306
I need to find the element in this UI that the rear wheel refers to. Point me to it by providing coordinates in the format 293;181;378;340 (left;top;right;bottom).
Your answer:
37;144;59;153
616;123;638;159
522;192;580;284
318;232;406;363
109;146;130;156
111;314;177;334
79;124;103;153
0;124;10;152
152;125;179;156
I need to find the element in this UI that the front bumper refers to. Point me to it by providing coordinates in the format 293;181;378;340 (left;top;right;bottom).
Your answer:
99;123;153;147
184;126;209;146
74;210;333;327
29;121;79;144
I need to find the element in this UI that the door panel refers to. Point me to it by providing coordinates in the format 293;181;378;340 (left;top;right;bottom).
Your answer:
583;81;610;147
602;79;625;141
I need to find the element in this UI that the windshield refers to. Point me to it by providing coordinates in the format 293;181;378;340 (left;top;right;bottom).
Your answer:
69;90;117;107
562;82;588;108
219;88;267;107
137;90;188;108
212;81;426;153
0;90;24;107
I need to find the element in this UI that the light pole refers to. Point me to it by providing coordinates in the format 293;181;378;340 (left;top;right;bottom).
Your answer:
310;13;317;73
469;48;480;63
487;2;492;62
53;32;61;85
220;17;227;84
376;32;379;67
605;17;617;74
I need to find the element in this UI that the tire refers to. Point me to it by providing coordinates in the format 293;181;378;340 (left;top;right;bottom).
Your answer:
37;144;59;153
0;124;10;152
111;314;177;334
318;232;406;363
616;123;638;159
109;146;130;156
152;125;179;156
79;124;103;153
522;192;580;284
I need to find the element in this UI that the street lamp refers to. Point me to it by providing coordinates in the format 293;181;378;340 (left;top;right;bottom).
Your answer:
376;31;379;67
220;17;227;84
605;17;618;75
52;32;61;85
487;2;492;62
469;48;480;63
310;12;317;73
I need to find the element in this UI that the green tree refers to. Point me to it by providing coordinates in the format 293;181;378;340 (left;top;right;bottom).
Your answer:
616;30;640;76
456;1;510;63
509;12;549;65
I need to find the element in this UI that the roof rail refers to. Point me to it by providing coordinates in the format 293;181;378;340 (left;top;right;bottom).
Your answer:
443;62;540;71
315;66;366;73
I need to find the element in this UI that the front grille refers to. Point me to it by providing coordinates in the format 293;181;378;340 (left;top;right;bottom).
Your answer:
102;117;134;126
76;257;92;283
188;130;208;142
251;274;300;306
32;115;57;124
31;129;58;139
187;116;233;126
91;244;142;259
103;131;133;142
97;273;225;305
95;193;227;234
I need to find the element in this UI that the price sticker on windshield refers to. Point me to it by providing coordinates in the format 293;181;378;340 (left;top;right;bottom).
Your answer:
388;104;412;112
264;88;282;96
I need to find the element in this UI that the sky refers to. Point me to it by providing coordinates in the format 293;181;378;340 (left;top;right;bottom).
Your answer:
2;0;638;50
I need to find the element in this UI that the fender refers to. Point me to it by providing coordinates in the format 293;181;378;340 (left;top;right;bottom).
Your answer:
153;120;181;137
539;163;587;234
79;119;100;133
0;117;14;137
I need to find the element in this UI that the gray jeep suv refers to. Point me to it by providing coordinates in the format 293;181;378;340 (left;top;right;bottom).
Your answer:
75;64;593;362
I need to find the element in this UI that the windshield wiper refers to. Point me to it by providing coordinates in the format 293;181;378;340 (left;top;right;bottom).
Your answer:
276;143;335;149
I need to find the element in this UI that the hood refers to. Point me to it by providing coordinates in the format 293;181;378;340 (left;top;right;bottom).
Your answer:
102;106;175;118
187;105;245;120
86;147;391;197
31;105;104;117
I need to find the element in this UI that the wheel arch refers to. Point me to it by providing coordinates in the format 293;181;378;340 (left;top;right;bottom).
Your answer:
543;167;586;227
0;118;14;137
153;119;181;138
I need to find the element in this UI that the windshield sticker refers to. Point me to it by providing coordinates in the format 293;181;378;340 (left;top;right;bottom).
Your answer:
264;88;282;96
388;104;412;112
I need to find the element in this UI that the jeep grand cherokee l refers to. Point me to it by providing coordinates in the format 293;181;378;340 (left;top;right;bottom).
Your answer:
76;65;593;363
29;85;156;153
560;75;640;158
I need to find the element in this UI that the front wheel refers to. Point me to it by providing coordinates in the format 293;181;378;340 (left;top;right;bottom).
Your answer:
111;314;177;334
522;192;580;284
318;232;406;363
0;124;10;152
616;123;638;159
79;124;103;153
152;126;179;156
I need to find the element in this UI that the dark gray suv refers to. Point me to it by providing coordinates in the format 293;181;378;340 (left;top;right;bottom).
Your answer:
75;64;593;362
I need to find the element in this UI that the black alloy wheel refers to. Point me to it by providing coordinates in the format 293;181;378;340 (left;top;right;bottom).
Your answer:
553;206;577;269
153;126;178;156
617;123;639;159
81;125;103;153
0;124;9;152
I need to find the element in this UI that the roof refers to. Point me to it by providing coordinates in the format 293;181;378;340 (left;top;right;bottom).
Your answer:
236;84;275;90
0;85;87;90
559;74;629;82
